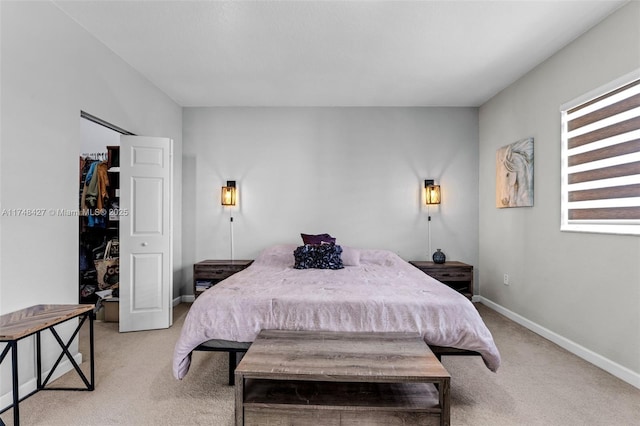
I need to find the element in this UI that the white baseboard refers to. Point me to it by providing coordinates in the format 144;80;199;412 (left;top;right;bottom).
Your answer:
180;295;195;303
478;296;640;390
0;353;83;412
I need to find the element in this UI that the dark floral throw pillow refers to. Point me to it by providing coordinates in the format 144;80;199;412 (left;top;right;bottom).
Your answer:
293;243;344;270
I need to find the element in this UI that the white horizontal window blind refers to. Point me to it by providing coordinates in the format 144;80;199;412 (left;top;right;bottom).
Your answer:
561;70;640;235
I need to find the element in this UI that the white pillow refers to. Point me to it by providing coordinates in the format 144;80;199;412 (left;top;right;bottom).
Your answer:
341;246;361;266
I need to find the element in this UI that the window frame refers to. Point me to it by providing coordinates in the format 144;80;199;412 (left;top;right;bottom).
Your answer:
560;69;640;235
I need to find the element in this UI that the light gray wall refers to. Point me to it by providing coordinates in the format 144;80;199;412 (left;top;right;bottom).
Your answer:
80;118;121;156
182;107;479;296
478;1;640;385
0;1;183;400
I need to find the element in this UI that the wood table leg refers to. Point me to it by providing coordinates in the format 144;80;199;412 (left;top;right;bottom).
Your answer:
440;378;450;426
234;373;244;425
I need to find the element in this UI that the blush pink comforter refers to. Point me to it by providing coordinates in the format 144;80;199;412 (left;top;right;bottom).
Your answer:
173;245;501;380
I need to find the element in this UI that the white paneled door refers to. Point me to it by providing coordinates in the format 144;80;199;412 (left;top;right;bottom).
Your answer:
119;136;173;332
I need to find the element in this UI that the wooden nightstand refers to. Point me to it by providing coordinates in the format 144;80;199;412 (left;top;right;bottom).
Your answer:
409;261;474;300
193;259;253;298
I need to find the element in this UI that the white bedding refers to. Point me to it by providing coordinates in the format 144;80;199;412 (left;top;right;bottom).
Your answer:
173;244;501;380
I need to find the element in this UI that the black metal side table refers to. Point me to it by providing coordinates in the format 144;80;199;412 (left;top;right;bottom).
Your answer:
0;304;95;425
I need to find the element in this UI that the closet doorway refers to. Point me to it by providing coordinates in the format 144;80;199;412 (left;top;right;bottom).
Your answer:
79;113;131;318
78;112;175;332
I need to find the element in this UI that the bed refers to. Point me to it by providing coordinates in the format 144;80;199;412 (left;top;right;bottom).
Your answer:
173;244;501;382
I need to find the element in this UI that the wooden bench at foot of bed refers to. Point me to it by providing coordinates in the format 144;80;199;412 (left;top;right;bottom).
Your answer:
194;340;481;386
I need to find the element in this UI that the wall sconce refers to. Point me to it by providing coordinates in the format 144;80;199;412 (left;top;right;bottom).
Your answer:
221;180;237;260
424;180;441;205
424;179;441;259
221;180;237;206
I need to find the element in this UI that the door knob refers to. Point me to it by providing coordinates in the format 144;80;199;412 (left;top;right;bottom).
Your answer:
141;242;148;247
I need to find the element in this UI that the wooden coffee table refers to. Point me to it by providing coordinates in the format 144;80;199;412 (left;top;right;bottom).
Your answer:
234;330;450;426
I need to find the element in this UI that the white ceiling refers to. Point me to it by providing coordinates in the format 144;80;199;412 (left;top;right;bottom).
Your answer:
53;0;628;107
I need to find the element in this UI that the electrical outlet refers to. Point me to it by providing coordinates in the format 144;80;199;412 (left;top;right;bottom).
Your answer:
503;274;510;285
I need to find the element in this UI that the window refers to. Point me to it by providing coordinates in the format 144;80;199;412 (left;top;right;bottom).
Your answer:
561;69;640;235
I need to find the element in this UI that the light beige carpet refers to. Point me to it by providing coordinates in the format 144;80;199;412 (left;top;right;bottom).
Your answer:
4;303;640;425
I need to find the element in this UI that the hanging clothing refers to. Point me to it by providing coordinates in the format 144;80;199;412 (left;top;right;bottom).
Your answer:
83;162;108;228
82;161;97;210
85;161;109;210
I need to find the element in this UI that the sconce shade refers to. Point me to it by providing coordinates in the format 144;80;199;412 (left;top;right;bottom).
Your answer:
221;180;237;206
424;179;441;205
